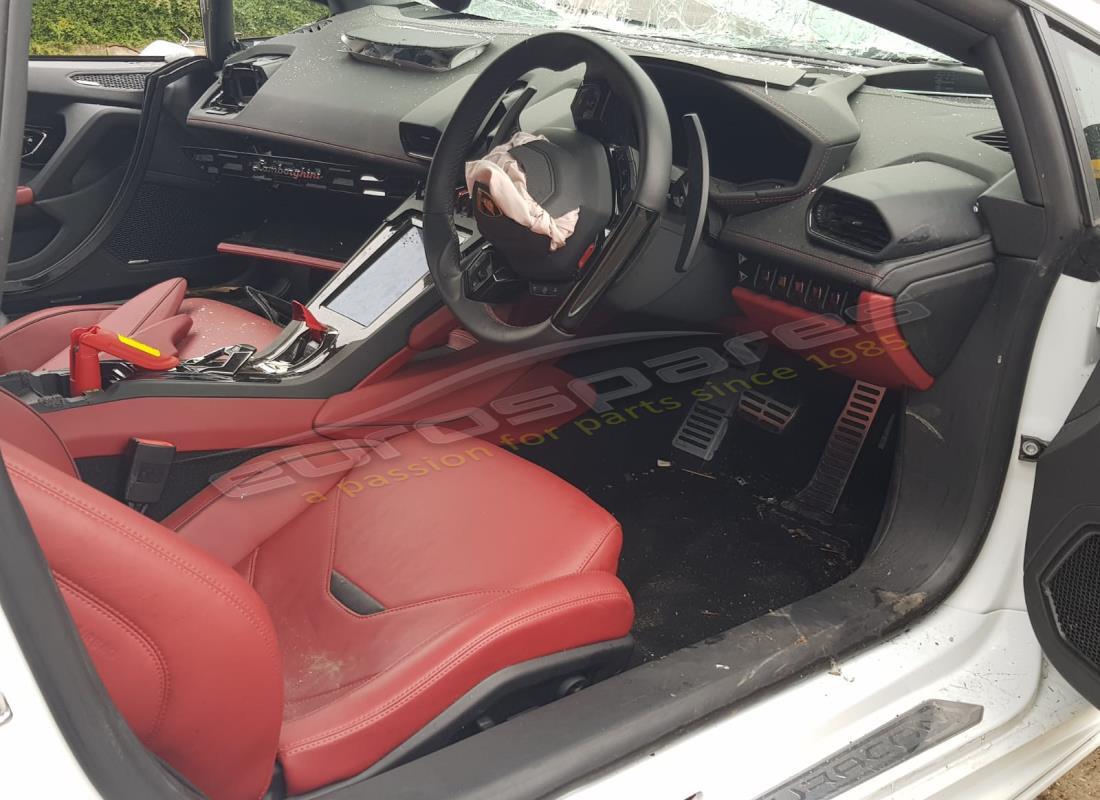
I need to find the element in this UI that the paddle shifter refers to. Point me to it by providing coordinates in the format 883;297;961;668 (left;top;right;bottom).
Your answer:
69;325;180;395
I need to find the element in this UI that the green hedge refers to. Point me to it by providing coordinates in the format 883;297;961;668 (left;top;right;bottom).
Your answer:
31;0;325;55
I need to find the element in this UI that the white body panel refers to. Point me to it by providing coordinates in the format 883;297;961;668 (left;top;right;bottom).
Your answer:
0;611;100;798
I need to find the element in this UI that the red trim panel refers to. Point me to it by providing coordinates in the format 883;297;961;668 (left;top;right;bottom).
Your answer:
15;186;33;206
730;287;934;391
46;397;326;458
218;242;344;272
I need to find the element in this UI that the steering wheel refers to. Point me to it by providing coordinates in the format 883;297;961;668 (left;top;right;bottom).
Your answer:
423;32;673;346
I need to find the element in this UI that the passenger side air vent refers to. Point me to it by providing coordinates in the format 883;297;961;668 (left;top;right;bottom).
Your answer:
810;190;892;255
973;129;1011;153
204;55;287;114
808;162;988;262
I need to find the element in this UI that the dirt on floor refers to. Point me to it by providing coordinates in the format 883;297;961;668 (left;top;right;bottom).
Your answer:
1041;749;1100;799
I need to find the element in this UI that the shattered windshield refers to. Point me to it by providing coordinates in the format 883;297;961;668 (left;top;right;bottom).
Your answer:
449;0;952;63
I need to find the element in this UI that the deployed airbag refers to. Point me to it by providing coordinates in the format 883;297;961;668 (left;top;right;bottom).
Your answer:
465;132;579;252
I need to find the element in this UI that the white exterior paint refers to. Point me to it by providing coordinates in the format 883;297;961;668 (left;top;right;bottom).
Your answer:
0;610;101;798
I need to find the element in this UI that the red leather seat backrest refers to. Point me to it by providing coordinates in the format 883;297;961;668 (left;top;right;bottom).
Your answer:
1;442;284;800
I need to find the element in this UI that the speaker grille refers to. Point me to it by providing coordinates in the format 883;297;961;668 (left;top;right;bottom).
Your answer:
106;183;234;264
71;72;147;91
1048;531;1100;670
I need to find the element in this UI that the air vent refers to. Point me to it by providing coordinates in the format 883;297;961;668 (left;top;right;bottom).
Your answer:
399;123;440;162
290;17;332;34
973;129;1011;153
810;189;892;255
205;55;287;114
71;72;146;91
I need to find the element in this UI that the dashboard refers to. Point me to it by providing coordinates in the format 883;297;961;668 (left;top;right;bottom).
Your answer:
181;3;1019;390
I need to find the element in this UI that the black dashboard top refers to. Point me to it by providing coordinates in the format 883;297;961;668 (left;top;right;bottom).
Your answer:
187;4;822;170
184;3;1015;297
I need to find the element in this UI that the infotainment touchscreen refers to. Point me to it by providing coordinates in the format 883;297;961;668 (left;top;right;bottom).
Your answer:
324;225;427;328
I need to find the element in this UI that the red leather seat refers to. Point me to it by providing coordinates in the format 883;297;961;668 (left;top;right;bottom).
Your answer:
0;278;283;373
0;399;633;799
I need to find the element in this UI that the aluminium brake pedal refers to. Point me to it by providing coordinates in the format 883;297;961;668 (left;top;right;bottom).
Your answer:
737;389;798;434
790;381;885;517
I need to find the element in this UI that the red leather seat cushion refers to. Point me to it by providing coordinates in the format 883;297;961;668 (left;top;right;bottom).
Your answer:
1;418;631;797
167;434;632;794
176;298;283;359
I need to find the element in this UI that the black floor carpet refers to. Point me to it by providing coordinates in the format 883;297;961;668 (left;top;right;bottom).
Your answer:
515;337;895;663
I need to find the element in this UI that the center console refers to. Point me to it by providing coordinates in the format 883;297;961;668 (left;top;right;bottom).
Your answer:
2;198;478;411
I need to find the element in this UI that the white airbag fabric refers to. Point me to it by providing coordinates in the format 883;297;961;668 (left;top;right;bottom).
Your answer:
465;132;580;252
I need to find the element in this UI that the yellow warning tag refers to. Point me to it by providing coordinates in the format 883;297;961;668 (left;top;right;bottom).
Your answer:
117;334;160;358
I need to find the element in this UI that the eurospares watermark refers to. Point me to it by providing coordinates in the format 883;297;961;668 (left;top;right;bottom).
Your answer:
209;298;929;500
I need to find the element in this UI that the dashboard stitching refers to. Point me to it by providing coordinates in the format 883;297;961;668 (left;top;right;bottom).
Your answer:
745;85;827;144
716;144;837;206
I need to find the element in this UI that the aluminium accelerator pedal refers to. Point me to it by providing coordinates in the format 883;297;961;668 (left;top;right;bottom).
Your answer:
790;381;885;517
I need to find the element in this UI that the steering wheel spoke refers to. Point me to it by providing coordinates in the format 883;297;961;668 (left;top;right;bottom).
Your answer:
461;243;526;303
554;202;661;333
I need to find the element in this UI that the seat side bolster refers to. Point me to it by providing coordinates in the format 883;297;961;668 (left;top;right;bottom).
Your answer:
277;571;634;794
0;391;78;477
3;444;283;800
577;519;624;575
166;441;370;568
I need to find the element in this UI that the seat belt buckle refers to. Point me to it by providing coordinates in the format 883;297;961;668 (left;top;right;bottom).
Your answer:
125;438;176;509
